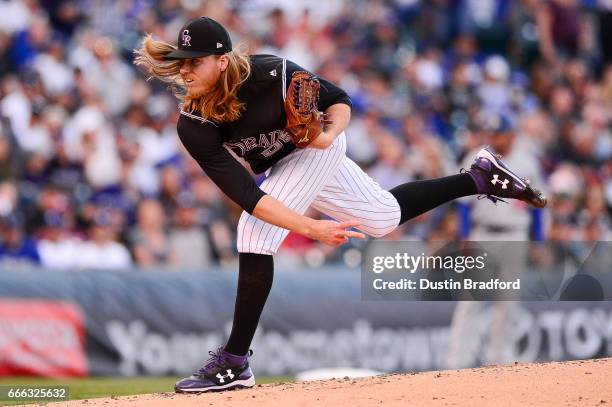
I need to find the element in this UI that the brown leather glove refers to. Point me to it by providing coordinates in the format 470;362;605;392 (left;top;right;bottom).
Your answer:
284;71;331;148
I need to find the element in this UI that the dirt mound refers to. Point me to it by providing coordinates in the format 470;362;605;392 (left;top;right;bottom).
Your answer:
45;358;612;407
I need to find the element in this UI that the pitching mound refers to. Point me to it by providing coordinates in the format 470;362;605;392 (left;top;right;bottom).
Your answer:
46;358;611;407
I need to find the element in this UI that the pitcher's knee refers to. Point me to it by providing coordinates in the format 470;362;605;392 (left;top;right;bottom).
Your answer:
359;205;402;238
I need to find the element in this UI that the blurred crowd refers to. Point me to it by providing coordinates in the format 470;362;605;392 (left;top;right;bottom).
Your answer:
0;0;609;270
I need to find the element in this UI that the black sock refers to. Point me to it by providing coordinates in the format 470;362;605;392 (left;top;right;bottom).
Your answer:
224;253;274;356
389;173;477;225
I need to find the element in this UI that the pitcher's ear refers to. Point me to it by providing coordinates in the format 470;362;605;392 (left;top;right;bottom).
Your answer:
218;54;229;72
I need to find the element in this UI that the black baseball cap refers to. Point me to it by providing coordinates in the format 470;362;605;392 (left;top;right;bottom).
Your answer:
164;17;232;60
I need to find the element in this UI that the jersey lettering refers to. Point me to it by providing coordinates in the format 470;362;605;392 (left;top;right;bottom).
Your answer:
243;137;257;151
258;133;271;148
262;141;282;157
262;131;291;157
224;130;291;158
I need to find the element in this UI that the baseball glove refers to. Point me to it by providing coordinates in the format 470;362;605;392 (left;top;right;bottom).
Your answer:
284;71;330;148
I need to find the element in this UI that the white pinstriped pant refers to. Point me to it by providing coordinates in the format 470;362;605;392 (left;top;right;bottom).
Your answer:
237;133;402;254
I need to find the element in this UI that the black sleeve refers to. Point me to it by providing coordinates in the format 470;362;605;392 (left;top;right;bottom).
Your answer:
285;60;352;111
177;115;266;214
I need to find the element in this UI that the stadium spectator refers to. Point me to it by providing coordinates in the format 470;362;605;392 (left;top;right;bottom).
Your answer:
168;194;214;269
79;209;133;270
130;199;177;268
598;0;612;64
36;210;84;269
535;0;588;65
0;214;40;268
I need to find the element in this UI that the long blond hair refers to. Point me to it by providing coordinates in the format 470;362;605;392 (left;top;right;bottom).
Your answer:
133;34;251;123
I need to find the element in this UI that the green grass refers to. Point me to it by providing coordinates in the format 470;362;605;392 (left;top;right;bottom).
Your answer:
0;376;293;405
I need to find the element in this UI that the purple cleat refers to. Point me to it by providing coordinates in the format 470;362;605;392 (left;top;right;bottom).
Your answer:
465;147;547;208
175;348;255;393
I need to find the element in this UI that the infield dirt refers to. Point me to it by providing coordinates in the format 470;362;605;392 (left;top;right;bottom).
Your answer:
39;358;612;407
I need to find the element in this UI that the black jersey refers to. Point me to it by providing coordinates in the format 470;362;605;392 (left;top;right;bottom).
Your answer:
177;54;352;214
